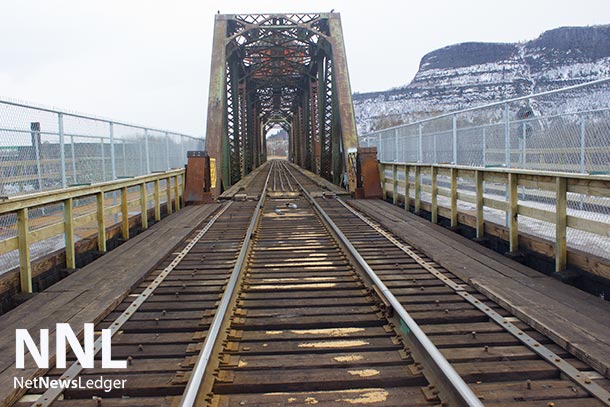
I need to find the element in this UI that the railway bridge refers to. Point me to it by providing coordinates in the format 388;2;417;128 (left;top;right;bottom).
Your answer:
1;12;610;407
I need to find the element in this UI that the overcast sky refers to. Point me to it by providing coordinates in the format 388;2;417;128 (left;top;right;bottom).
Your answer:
1;0;609;136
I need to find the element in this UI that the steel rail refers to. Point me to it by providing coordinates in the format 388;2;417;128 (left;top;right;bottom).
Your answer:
178;161;274;407
280;161;485;407
336;197;610;407
30;201;233;407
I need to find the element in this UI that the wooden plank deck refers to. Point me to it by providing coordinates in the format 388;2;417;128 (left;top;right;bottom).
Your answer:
0;203;220;406
348;198;610;378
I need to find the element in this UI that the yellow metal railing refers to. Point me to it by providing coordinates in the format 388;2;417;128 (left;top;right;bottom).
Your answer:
379;162;610;276
0;169;185;293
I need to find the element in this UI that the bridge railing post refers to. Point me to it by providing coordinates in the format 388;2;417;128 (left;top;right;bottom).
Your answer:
96;191;107;252
431;166;438;224
555;176;567;272
392;164;398;205
166;176;173;215
414;165;421;214
379;163;387;200
450;168;458;228
508;172;519;253
64;197;75;269
121;186;129;239
475;170;484;239
140;182;149;230
404;164;410;211
17;208;32;293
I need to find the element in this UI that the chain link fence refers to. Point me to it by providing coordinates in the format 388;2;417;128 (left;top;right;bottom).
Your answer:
0;99;203;196
0;99;203;276
363;78;610;267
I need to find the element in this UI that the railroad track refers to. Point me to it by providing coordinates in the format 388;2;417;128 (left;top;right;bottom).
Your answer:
17;160;610;407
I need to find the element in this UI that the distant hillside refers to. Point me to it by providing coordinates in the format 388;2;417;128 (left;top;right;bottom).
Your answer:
354;25;610;134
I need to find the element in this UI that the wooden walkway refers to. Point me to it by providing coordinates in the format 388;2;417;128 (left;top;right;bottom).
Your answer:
349;198;610;378
0;203;219;406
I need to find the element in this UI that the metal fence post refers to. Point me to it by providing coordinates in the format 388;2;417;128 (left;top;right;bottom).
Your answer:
418;124;423;163
31;122;43;192
433;133;437;164
180;136;185;164
580;114;586;173
504;103;510;168
482;127;486;167
58;113;67;188
166;132;171;169
122;140;127;175
394;129;399;162
377;133;381;160
503;103;510;227
70;133;76;184
100;137;106;181
109;122;116;180
145;129;151;173
452;114;457;164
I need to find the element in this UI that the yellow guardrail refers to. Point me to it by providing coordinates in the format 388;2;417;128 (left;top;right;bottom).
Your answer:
0;169;185;293
379;162;610;276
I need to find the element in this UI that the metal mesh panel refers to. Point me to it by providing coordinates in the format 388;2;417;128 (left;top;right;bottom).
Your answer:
364;78;610;261
0;98;203;196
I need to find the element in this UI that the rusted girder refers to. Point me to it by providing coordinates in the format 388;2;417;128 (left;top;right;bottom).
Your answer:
204;13;359;196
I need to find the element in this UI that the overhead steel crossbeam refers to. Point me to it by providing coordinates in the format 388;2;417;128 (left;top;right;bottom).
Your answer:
204;12;359;196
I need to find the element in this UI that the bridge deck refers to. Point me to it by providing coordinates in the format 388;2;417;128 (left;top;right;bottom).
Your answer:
0;203;220;406
1;162;609;406
349;198;610;376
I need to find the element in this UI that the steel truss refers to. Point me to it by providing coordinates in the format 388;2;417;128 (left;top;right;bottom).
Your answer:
204;13;359;196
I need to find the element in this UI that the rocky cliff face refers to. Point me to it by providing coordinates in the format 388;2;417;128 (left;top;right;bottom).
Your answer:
354;25;610;134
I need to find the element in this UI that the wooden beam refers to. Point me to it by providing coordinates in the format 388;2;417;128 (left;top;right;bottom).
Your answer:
508;173;519;253
17;208;32;293
154;179;161;221
450;168;458;228
556;176;567;272
414;166;421;214
140;183;148;230
392;164;398;205
431;166;438;224
96;191;106;252
404;165;410;212
121;186;129;240
64;197;75;269
166;178;173;215
475;170;484;239
379;163;387;200
174;175;180;211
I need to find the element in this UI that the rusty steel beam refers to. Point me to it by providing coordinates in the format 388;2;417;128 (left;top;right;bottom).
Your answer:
204;15;228;196
203;13;360;197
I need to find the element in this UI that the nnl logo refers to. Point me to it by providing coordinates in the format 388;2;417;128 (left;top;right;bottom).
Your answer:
16;323;127;369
